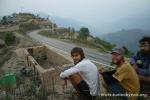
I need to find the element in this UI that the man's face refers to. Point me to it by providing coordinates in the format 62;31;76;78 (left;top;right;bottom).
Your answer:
71;53;81;64
111;52;124;65
139;42;150;54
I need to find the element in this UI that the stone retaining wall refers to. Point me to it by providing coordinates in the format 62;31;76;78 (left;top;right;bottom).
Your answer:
23;45;72;90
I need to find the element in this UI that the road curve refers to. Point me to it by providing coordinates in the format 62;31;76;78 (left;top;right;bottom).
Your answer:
27;30;112;65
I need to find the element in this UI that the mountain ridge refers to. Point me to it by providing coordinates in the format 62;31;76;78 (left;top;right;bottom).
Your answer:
101;29;150;52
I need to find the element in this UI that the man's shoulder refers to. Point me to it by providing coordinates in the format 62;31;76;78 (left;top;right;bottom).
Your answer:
134;51;142;58
81;59;91;63
121;62;130;67
119;62;131;71
76;59;90;66
80;59;96;67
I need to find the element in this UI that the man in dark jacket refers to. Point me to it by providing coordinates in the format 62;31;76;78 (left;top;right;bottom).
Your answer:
130;36;150;83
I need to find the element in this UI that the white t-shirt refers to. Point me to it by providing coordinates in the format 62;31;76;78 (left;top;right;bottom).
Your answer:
60;59;100;96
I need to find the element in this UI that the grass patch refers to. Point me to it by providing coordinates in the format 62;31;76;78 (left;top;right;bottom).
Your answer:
0;47;14;67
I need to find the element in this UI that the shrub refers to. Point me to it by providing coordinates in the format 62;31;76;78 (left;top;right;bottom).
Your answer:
4;32;16;46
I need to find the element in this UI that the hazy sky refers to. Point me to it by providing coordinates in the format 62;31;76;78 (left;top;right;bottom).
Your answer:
0;0;150;34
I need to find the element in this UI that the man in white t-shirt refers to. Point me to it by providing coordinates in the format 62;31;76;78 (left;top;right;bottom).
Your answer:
60;47;100;100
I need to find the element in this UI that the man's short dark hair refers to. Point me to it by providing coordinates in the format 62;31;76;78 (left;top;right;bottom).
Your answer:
71;47;85;60
139;36;150;44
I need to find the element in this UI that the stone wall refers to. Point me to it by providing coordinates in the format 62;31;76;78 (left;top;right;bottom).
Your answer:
23;45;72;90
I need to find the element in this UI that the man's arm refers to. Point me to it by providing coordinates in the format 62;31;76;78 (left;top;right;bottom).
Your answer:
130;54;140;70
60;67;80;79
131;56;150;76
60;61;83;79
137;67;150;76
60;67;79;92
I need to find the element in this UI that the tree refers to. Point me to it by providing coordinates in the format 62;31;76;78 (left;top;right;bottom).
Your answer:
2;16;7;21
122;46;134;57
122;46;129;55
1;16;8;24
71;27;75;33
68;27;71;32
79;27;90;39
12;13;17;17
69;27;75;39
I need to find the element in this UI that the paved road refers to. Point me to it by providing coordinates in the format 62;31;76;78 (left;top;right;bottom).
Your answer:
27;30;112;65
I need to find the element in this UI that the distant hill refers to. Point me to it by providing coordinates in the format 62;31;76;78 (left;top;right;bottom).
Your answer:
101;29;150;52
36;12;150;36
36;12;99;36
36;12;85;29
50;16;84;29
93;12;150;34
50;16;102;36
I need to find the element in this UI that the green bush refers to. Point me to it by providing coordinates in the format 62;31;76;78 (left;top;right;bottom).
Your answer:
4;32;16;46
4;96;12;100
